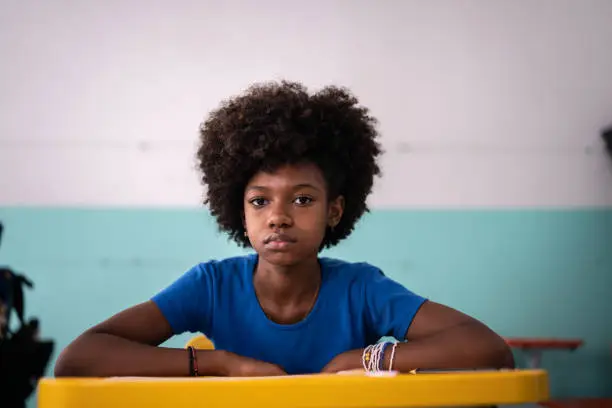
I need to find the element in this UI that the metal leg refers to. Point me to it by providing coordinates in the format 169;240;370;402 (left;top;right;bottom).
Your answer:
526;349;543;368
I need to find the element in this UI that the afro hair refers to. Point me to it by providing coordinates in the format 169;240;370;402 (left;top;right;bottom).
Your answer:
196;80;382;249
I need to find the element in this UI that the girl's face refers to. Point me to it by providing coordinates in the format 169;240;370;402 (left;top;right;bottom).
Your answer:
243;162;344;266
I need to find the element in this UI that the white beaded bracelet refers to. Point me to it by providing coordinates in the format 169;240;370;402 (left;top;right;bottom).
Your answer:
362;341;398;373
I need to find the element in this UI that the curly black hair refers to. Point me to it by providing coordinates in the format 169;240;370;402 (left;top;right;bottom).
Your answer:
196;80;382;249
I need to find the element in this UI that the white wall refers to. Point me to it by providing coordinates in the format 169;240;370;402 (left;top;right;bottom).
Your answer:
1;0;611;208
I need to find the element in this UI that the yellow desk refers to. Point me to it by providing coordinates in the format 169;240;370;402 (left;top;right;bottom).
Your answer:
39;369;549;408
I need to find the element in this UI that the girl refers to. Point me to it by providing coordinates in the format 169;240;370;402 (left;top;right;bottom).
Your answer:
55;81;513;377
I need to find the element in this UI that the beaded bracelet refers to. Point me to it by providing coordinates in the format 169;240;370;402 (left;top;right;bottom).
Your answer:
361;340;417;374
388;342;398;371
362;341;395;373
187;346;199;377
379;341;391;371
362;345;373;370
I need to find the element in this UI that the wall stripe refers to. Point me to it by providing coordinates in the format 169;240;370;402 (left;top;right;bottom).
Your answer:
1;207;611;398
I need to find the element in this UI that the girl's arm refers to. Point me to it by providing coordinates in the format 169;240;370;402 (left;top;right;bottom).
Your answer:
54;301;229;377
322;301;514;373
390;300;514;371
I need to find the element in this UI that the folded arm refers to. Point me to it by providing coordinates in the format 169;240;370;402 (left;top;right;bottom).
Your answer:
322;300;514;373
389;300;514;371
54;301;227;377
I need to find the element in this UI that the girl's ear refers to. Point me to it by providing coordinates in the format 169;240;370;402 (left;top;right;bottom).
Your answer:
327;195;345;228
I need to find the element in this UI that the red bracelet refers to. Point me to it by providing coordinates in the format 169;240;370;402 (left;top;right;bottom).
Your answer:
187;346;199;376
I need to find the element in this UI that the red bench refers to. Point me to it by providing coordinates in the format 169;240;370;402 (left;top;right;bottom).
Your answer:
504;338;611;408
540;399;612;408
504;337;584;368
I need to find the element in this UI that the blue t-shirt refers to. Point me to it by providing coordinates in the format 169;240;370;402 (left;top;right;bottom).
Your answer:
152;254;427;374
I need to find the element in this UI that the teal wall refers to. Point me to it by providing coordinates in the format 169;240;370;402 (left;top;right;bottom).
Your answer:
1;207;611;403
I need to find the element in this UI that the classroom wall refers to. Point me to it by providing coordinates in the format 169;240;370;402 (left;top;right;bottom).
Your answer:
1;0;611;402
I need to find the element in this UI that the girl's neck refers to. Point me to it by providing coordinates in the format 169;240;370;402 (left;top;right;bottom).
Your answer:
253;255;321;305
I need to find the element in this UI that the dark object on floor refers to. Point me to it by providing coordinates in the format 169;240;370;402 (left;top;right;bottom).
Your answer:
603;126;612;155
0;222;55;408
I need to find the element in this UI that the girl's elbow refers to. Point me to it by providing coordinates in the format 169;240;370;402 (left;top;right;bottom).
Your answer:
489;337;515;369
54;352;74;377
499;343;516;368
54;348;81;377
53;342;92;377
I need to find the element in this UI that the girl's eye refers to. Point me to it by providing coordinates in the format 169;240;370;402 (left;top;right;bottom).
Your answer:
294;196;313;206
249;198;268;207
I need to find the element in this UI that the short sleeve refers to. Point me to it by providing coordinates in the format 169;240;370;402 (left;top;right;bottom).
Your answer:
362;267;427;340
151;263;214;336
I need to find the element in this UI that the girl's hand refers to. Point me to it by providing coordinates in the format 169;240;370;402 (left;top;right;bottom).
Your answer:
222;352;287;377
321;349;363;373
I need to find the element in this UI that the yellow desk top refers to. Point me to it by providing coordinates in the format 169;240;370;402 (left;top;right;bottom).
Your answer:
38;369;549;408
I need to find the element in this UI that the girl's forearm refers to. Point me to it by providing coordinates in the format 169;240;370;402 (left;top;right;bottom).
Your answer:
387;322;514;372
